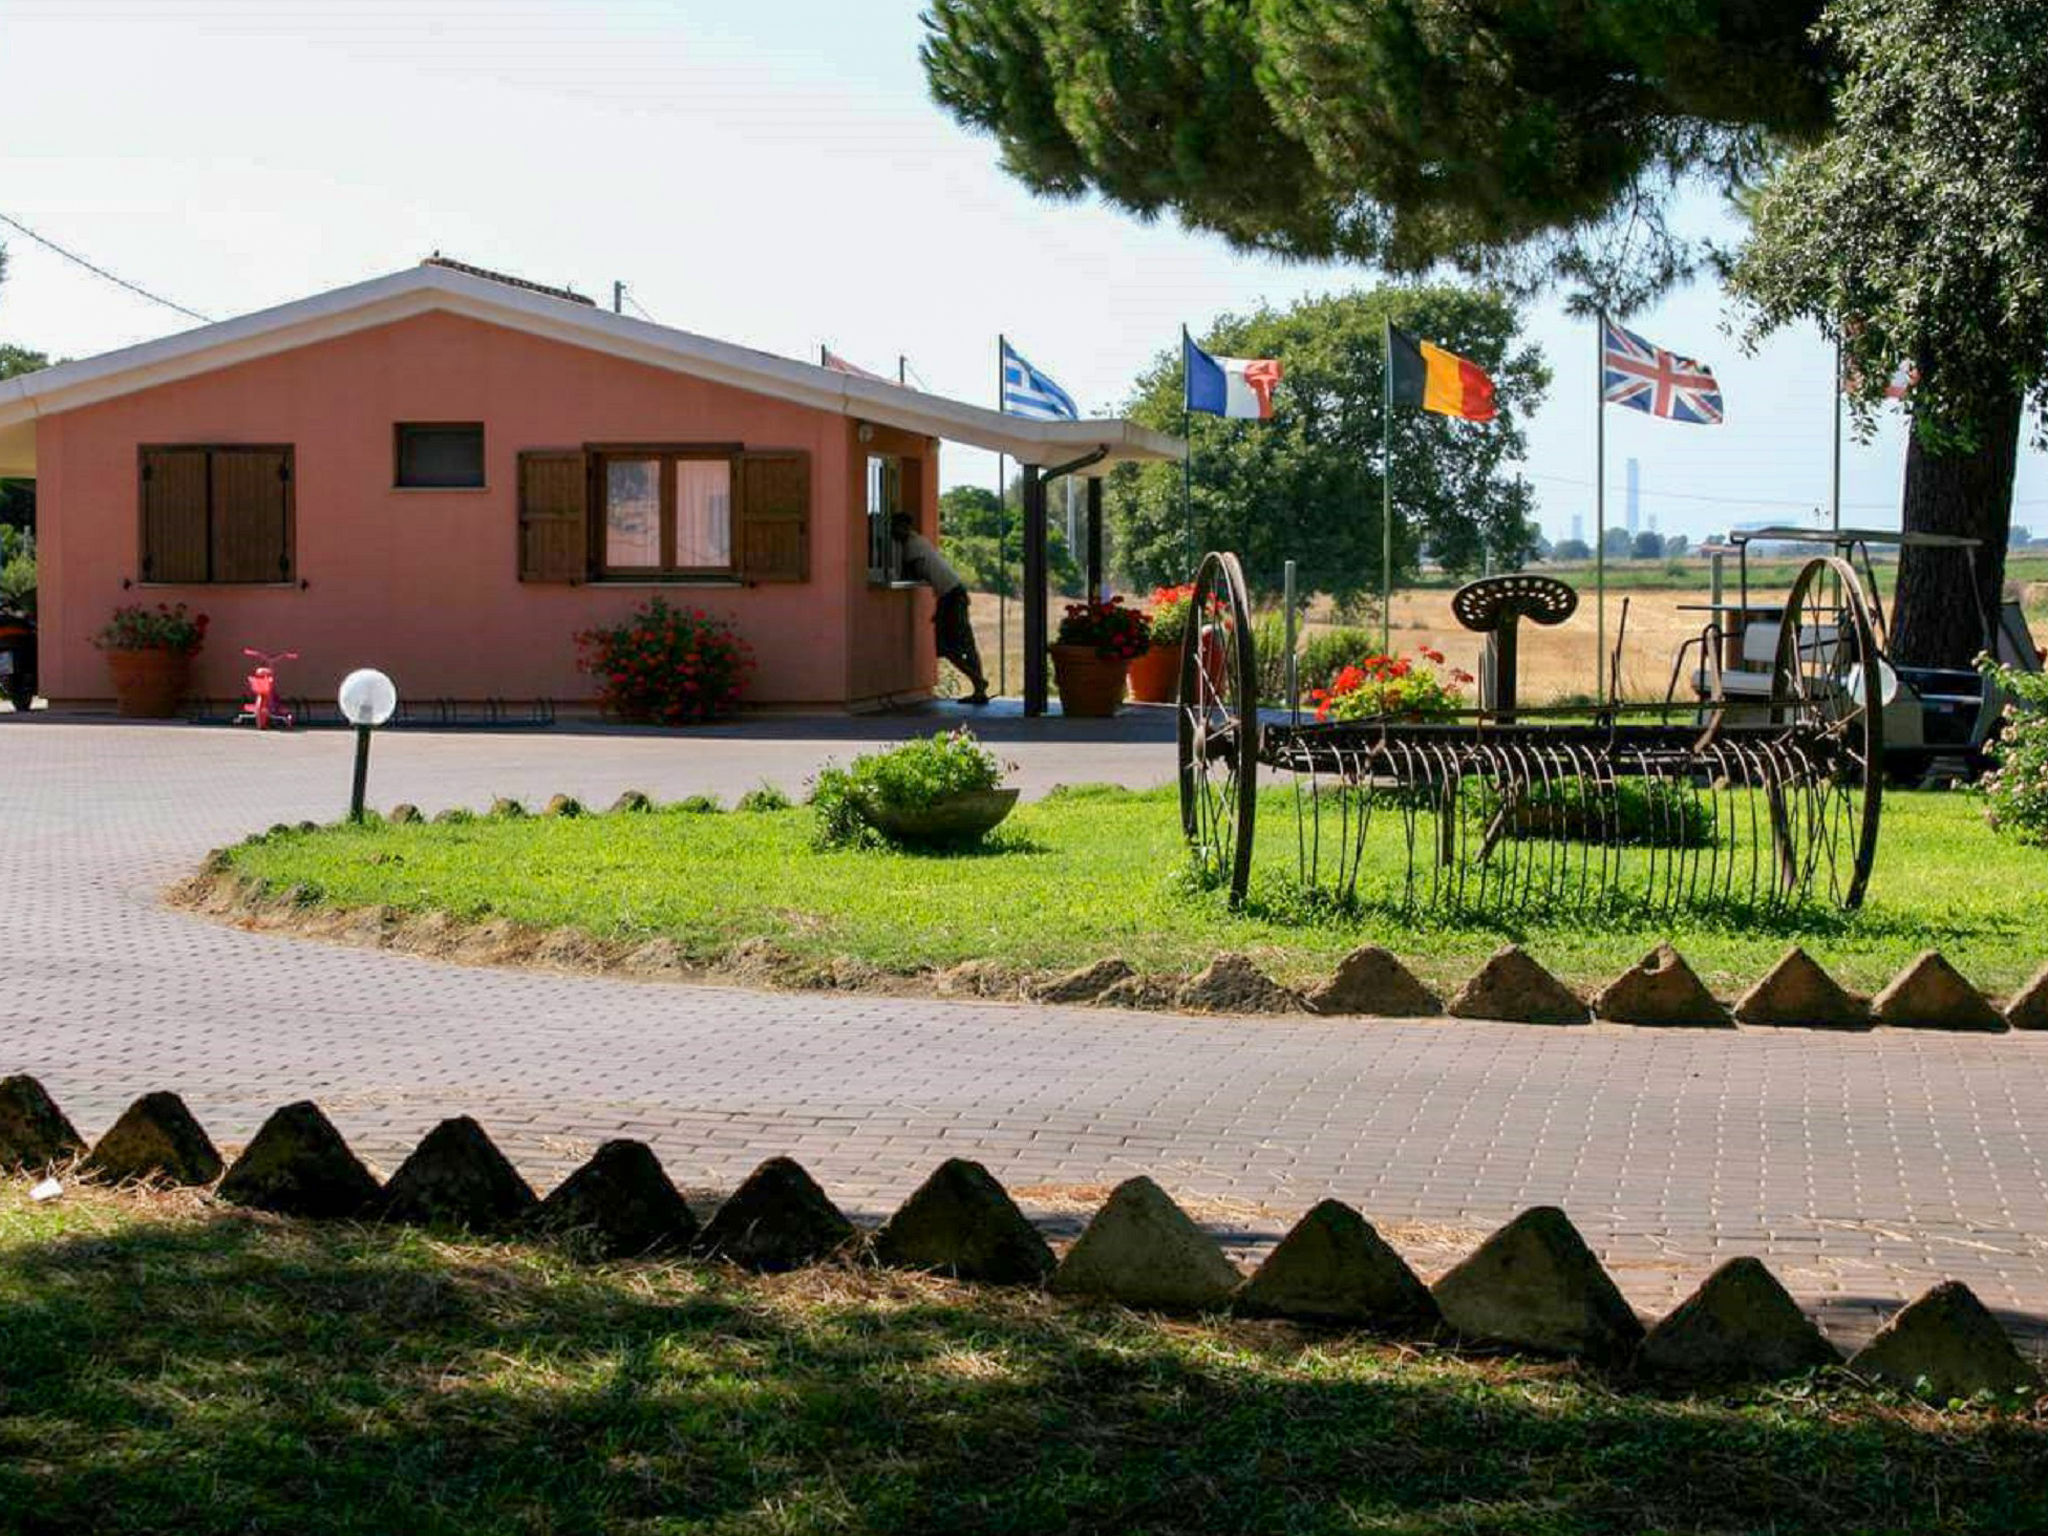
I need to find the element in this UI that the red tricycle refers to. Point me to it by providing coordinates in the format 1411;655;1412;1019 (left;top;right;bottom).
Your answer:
236;647;298;730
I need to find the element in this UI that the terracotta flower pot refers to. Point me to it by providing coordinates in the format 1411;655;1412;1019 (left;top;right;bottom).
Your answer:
104;647;195;718
1126;641;1182;704
1048;643;1131;718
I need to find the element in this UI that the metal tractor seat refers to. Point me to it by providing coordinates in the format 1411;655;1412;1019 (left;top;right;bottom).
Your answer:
1451;574;1580;717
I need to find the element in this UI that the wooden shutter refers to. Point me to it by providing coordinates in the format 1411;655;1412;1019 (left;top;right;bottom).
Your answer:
518;450;589;582
210;447;294;583
736;449;810;583
138;448;209;583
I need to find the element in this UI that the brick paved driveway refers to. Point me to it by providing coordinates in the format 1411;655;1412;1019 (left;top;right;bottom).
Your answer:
4;712;2046;1352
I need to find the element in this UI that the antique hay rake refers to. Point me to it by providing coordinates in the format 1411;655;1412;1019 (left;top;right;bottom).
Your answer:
1176;552;1884;917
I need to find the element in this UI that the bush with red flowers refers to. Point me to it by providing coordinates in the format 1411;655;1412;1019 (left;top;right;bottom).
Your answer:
1307;646;1472;723
576;597;753;725
1053;595;1152;660
92;603;209;655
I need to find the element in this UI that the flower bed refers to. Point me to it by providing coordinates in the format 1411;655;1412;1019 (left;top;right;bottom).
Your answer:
1308;647;1473;723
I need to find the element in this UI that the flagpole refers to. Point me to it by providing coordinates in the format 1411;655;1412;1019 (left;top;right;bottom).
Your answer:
1830;331;1843;537
1382;317;1394;657
997;334;1008;701
1181;324;1194;575
1594;313;1608;704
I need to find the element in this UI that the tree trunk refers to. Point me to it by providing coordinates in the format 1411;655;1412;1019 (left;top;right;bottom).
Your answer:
1890;387;2021;669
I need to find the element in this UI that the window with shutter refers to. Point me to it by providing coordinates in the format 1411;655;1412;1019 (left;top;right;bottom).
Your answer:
138;448;209;584
517;449;590;582
138;445;293;584
737;450;810;583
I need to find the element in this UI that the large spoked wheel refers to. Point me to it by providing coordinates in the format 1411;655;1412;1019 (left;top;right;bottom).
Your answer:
1177;551;1260;907
1769;556;1885;909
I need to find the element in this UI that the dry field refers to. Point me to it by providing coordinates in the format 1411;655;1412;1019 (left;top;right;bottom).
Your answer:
964;562;2048;706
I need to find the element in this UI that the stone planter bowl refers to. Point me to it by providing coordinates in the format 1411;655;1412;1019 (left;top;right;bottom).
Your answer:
864;788;1021;848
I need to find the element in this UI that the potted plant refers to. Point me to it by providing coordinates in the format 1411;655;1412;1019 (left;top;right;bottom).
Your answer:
810;729;1019;849
1049;595;1151;717
1128;583;1194;704
93;603;209;718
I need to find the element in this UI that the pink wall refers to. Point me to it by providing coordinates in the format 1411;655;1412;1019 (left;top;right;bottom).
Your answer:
39;310;937;710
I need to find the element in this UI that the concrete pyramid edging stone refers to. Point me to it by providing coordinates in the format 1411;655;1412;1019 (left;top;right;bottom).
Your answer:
1304;947;1441;1017
1176;954;1301;1015
85;1091;224;1187
873;1157;1057;1283
1848;1281;2044;1402
1050;1175;1243;1312
1448;946;1589;1026
1234;1199;1439;1328
375;1116;539;1232
5;1078;2044;1407
1871;951;2007;1032
1637;1257;1841;1381
1431;1206;1644;1362
0;1074;87;1173
695;1156;856;1272
529;1139;700;1259
1592;944;1732;1028
217;1100;382;1218
2007;963;2048;1030
1732;946;1869;1029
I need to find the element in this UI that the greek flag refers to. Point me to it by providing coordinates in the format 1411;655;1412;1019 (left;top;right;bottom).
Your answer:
1000;339;1079;421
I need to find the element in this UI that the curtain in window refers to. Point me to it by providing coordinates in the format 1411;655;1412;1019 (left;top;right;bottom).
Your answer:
676;460;731;568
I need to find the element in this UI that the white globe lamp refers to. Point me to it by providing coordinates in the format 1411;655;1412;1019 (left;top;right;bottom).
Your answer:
337;668;399;820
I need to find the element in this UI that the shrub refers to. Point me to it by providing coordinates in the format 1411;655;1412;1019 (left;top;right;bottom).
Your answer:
1477;777;1714;849
92;602;208;654
1308;648;1473;722
672;794;724;815
1977;657;2048;844
737;784;794;813
1298;627;1385;694
1252;610;1294;704
576;597;753;726
811;729;1009;849
0;528;33;618
1053;596;1151;661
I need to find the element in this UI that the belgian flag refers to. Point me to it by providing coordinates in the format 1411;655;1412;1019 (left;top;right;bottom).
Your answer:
1388;325;1497;422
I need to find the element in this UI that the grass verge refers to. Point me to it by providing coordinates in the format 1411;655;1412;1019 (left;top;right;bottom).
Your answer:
3;1184;2044;1535
208;785;2043;998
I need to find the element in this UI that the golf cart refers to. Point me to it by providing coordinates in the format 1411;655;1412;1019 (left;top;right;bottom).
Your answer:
1673;526;2041;785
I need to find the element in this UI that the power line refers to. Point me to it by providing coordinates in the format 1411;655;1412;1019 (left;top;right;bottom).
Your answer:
0;211;213;324
622;290;659;325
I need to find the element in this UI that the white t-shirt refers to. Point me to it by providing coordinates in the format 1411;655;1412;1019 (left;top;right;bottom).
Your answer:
900;532;964;597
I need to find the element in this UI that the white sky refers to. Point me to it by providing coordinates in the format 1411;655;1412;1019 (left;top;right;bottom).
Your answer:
3;0;2043;543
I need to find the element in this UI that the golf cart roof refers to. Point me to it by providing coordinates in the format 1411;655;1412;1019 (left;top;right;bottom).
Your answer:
1729;526;1984;550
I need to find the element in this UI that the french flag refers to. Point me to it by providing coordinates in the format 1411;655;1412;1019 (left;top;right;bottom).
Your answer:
1184;332;1283;420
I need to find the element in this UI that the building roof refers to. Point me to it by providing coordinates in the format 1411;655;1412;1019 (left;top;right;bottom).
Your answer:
0;261;1184;477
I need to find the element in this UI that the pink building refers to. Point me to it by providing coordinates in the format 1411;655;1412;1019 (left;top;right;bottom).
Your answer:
0;259;1176;714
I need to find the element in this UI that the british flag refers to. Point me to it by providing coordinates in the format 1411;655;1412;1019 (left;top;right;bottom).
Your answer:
1601;319;1724;425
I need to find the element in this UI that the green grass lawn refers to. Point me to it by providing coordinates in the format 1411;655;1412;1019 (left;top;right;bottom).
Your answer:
3;1185;2043;1535
217;784;2043;996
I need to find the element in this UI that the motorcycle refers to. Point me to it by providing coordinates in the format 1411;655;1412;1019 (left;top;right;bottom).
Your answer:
0;603;35;712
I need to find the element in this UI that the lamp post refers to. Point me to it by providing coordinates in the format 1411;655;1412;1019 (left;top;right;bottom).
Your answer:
337;668;397;822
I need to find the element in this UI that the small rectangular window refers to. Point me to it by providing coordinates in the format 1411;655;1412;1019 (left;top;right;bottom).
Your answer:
395;422;485;488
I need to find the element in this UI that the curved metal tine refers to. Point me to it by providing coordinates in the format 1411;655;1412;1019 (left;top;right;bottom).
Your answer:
1446;744;1465;911
1393;740;1420;910
1536;741;1565;911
